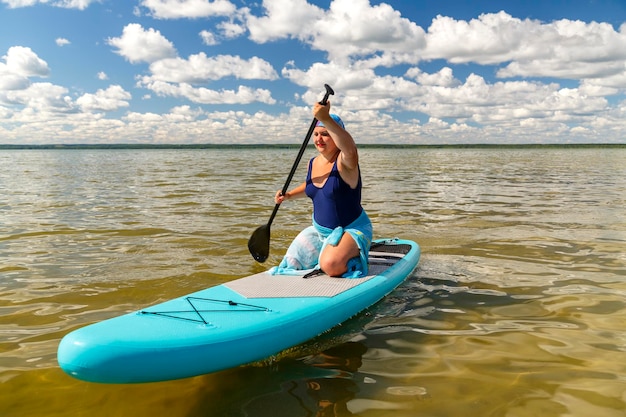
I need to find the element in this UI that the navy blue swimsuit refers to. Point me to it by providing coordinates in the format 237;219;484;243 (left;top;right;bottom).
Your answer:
305;157;363;229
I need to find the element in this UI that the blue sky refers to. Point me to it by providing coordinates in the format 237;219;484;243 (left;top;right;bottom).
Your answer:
1;0;625;144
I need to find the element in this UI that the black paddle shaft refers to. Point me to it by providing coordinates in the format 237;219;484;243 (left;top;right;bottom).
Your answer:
248;84;334;262
268;83;334;225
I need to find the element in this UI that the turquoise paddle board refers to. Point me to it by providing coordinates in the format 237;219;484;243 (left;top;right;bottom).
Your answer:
57;238;420;383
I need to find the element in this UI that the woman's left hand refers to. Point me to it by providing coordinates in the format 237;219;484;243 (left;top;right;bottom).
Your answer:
313;101;331;123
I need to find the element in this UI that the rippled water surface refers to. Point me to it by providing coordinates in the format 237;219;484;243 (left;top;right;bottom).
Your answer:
1;147;625;417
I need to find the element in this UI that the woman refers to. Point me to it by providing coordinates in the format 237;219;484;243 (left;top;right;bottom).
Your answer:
272;101;372;277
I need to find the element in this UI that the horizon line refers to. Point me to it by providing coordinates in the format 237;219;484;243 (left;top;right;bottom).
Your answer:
1;143;624;150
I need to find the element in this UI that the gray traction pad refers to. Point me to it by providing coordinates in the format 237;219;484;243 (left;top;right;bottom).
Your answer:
224;273;375;298
226;242;409;299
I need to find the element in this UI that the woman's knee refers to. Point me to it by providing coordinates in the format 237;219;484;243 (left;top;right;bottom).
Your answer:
319;257;346;277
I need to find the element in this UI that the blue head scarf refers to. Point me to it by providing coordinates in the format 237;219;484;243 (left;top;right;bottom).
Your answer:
316;114;345;129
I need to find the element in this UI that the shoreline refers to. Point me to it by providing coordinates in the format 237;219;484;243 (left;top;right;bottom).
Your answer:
1;143;624;150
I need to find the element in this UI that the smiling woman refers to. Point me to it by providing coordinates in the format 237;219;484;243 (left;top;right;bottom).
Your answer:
267;98;374;278
0;0;625;145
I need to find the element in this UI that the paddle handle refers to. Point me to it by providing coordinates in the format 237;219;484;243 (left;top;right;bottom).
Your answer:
266;84;334;227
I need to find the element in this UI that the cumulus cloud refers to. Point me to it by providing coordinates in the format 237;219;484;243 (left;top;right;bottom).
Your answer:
168;104;204;119
0;47;66;118
217;19;247;39
76;85;131;112
248;0;424;65
136;53;278;105
54;0;95;9
3;82;74;113
139;81;276;105
146;53;278;83
0;47;127;120
107;23;177;64
422;11;626;83
2;0;98;8
405;67;461;87
246;0;323;43
140;0;236;19
312;0;426;64
199;30;218;45
282;61;371;90
269;7;626;89
274;5;626;144
423;12;532;65
0;69;29;91
283;57;611;137
282;60;409;112
1;51;29;91
408;73;609;124
56;38;71;46
3;46;49;77
0;0;38;7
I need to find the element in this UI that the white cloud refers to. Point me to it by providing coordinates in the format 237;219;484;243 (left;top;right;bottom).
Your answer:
0;53;28;91
423;11;626;84
3;46;49;77
282;61;375;92
282;57;613;138
217;20;247;39
135;53;278;105
247;0;425;65
312;0;426;64
169;104;204;119
107;23;177;64
271;7;626;92
497;59;625;80
1;0;99;8
146;53;278;83
423;12;533;65
283;60;423;111
402;72;610;124
406;67;461;87
3;82;74;113
0;47;63;117
76;85;131;112
0;0;38;7
199;30;218;45
246;0;323;43
139;80;276;105
97;71;108;80
140;0;236;19
272;4;626;144
53;0;95;10
0;69;29;90
56;38;71;46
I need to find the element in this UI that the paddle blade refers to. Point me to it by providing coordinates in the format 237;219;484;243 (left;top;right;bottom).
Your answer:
248;224;270;262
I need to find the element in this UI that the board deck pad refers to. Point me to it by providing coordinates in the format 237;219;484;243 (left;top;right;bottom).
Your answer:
225;273;372;298
224;242;413;299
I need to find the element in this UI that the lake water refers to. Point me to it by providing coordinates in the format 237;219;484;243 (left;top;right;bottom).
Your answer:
1;146;625;417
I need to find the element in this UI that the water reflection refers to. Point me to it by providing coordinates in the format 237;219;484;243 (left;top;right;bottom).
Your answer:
274;343;366;417
189;342;368;416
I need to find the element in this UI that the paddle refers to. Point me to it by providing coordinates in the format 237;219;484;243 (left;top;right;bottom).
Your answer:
248;84;335;262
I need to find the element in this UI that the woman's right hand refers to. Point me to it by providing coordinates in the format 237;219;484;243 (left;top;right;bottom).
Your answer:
275;190;287;204
275;182;305;204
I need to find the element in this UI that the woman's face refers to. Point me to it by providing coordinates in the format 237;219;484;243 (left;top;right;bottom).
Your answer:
313;127;337;153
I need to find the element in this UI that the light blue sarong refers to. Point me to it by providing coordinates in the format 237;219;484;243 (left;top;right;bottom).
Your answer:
269;210;373;278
